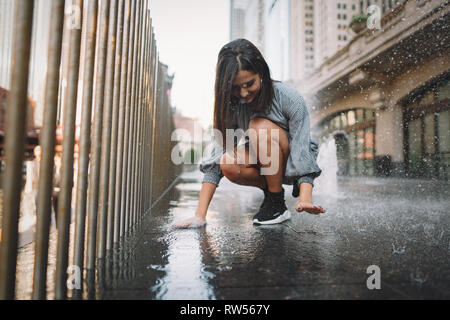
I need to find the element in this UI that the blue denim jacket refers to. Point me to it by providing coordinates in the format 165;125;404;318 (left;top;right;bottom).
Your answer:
199;81;322;188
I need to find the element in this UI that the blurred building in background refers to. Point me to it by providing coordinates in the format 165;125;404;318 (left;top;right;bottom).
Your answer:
0;88;40;162
172;111;205;166
230;0;450;180
0;0;52;127
313;0;359;70
230;0;247;40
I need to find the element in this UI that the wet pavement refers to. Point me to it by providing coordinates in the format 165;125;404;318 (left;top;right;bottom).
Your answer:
102;170;450;300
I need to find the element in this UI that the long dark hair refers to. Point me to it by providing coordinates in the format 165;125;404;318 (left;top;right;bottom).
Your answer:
213;39;274;146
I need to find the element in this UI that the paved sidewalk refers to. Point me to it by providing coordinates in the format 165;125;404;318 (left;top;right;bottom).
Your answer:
103;170;450;300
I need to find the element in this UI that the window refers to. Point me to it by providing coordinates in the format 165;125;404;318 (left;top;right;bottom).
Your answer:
319;109;377;176
405;79;450;179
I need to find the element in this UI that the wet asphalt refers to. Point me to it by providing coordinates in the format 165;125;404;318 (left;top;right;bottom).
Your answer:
101;170;450;300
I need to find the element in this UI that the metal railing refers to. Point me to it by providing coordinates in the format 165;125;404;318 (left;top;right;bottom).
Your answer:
0;0;178;300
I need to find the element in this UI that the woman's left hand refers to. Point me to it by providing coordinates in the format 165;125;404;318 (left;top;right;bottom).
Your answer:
295;201;326;215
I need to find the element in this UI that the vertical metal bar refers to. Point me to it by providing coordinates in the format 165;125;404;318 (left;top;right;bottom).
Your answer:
107;0;124;252
141;2;150;220
125;0;140;234
128;0;138;232
147;35;153;206
144;23;151;215
131;0;144;229
97;0;118;261
71;0;98;300
120;0;136;237
86;0;110;273
149;35;156;207
55;0;84;301
151;49;159;204
144;9;152;217
146;27;155;213
133;0;143;228
156;61;162;197
137;4;149;223
57;4;73;126
115;0;131;242
141;13;149;219
0;0;35;300
32;0;66;300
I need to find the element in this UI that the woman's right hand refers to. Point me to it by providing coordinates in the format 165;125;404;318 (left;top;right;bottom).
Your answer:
172;215;207;229
172;182;216;229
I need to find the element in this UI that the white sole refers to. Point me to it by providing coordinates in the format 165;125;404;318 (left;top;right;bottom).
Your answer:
253;210;291;225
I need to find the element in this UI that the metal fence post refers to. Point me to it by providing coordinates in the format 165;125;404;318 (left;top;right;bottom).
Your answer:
32;0;66;300
115;0;132;243
0;0;174;300
0;0;35;300
120;0;136;237
107;0;125;253
55;0;84;300
96;0;118;261
71;0;98;300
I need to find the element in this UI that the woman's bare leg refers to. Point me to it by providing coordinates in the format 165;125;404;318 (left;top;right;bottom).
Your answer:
220;118;290;192
220;144;267;189
248;118;290;193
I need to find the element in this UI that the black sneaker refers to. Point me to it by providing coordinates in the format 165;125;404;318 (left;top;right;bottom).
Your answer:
253;188;291;225
253;187;270;222
292;181;300;197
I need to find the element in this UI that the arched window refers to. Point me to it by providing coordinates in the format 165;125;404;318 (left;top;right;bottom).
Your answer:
404;78;450;180
318;108;376;176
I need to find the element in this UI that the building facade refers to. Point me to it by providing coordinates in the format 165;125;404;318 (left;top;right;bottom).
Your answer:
313;0;360;70
230;0;364;83
229;0;291;81
230;0;450;180
304;0;449;180
230;0;248;40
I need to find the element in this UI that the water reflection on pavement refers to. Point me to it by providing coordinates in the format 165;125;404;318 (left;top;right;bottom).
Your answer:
103;170;450;300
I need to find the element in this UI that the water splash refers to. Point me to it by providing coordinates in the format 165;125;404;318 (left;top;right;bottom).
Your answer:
314;135;338;196
410;269;429;289
392;243;406;255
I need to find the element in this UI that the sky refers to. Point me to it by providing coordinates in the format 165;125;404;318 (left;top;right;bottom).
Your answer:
148;0;230;128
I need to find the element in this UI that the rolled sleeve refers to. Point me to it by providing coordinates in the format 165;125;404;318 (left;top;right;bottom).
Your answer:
199;140;225;187
298;174;316;186
284;95;322;187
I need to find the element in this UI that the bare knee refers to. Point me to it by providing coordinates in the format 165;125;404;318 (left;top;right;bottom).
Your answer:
248;118;286;145
248;118;290;163
220;153;239;182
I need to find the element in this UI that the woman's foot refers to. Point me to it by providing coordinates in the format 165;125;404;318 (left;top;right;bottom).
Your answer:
295;201;326;215
173;215;207;229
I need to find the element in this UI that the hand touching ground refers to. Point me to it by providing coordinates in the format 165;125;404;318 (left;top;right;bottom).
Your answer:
173;215;207;229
